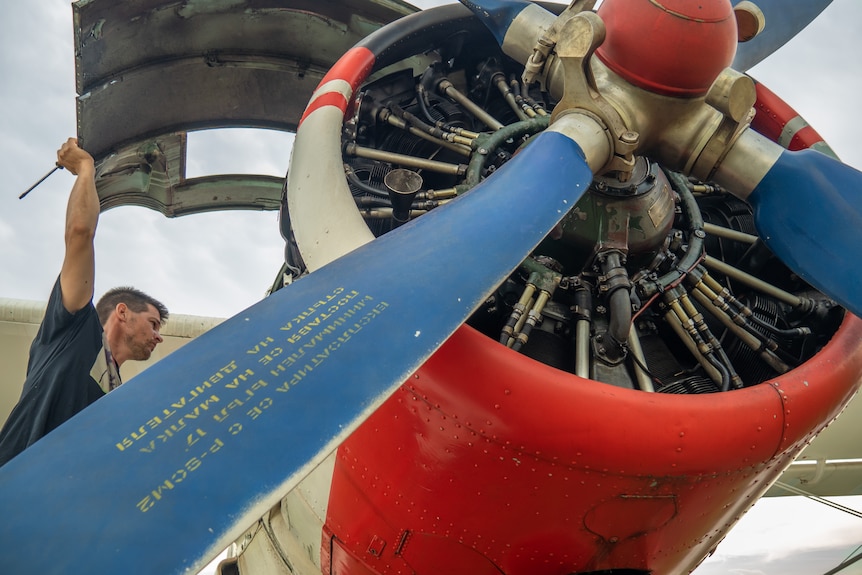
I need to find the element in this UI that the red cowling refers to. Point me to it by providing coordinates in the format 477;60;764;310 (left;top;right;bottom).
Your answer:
324;315;862;574
595;0;738;97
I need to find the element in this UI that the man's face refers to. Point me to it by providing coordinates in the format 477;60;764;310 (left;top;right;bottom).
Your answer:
123;304;164;361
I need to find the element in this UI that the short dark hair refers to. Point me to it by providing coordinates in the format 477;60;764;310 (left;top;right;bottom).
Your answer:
96;287;169;326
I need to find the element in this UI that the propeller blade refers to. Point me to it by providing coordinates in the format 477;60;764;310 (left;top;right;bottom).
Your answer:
745;147;862;318
0;119;595;574
458;0;534;45
732;0;833;72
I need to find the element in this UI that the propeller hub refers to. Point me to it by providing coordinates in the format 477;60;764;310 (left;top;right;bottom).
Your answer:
595;0;738;97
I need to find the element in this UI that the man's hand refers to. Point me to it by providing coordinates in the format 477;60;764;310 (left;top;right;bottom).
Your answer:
57;138;95;176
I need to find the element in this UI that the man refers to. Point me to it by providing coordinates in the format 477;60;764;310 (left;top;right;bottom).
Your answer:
0;138;168;467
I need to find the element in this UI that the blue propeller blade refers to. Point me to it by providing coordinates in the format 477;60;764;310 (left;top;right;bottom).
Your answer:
0;128;592;574
748;148;862;318
732;0;833;72
458;0;533;45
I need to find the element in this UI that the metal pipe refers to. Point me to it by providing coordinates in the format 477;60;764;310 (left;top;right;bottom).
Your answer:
509;295;535;348
523;94;548;116
512;290;551;352
507;77;536;118
501;283;536;345
380;110;472;156
344;143;466;176
508;260;562;350
703;222;758;244
359;208;428;219
689;286;761;349
572;286;592;379
679;288;742;389
663;310;723;384
690;286;791;373
425;187;458;200
354;196;444;210
437;79;505;131
627;328;656;392
493;72;530;121
697;269;811;338
451;127;480;140
665;290;731;391
703;254;805;308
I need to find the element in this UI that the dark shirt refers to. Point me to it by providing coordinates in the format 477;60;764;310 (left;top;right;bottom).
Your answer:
0;278;109;467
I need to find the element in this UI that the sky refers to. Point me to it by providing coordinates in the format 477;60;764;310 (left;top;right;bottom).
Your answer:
2;1;862;574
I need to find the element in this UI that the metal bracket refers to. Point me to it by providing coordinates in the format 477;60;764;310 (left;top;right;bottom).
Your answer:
687;68;757;182
521;0;597;88
549;12;637;180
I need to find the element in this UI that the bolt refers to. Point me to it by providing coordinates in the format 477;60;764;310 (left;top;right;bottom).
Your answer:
620;131;638;145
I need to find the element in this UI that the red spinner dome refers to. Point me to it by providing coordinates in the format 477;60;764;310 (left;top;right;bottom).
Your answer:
595;0;738;97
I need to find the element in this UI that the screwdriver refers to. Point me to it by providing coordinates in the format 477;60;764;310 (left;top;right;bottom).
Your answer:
19;165;64;199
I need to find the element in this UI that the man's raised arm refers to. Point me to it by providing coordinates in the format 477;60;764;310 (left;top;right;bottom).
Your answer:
57;138;98;314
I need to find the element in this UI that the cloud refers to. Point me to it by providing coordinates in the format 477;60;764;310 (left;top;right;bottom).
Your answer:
186;128;294;178
696;495;862;573
697;545;861;575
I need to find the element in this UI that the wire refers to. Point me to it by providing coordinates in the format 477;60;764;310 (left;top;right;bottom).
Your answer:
843;544;862;564
772;482;862;575
773;481;862;520
822;550;862;575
